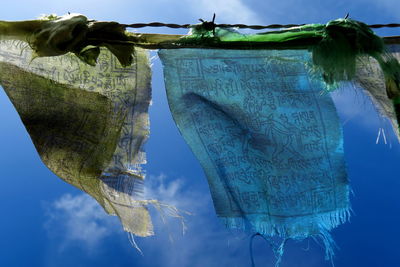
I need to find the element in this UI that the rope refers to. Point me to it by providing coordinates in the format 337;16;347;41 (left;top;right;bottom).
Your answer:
122;22;400;30
369;23;400;28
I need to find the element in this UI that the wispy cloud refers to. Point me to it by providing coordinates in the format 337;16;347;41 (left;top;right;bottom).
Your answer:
140;174;326;267
43;173;197;253
44;173;327;267
44;193;120;252
145;173;182;203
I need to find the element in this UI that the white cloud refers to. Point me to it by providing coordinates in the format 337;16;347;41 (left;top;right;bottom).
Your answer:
44;193;120;252
44;175;327;266
145;173;198;208
43;173;198;254
141;174;327;267
145;173;180;201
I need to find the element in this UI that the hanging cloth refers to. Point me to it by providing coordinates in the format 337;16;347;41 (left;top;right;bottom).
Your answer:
0;39;153;237
159;48;349;257
355;44;400;141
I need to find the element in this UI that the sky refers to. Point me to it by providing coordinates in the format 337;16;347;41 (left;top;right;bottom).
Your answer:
0;1;400;267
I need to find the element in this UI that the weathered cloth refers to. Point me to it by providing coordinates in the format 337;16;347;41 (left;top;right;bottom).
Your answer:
160;49;349;251
355;44;400;141
0;40;153;236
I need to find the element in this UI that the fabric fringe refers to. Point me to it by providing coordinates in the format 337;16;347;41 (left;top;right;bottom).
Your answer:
128;232;144;255
221;207;351;265
145;199;191;236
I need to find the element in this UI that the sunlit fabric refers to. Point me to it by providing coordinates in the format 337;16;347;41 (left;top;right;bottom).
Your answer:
0;40;153;237
160;49;350;257
355;44;400;141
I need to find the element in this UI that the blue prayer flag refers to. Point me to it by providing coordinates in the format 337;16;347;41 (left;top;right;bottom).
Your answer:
159;48;349;257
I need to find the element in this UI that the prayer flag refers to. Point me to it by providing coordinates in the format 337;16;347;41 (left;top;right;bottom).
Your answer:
160;48;349;257
0;40;153;236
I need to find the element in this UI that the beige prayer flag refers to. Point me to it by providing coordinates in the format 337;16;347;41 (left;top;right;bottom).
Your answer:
0;40;153;236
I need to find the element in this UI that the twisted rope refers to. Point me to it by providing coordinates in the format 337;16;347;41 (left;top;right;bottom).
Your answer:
122;22;400;30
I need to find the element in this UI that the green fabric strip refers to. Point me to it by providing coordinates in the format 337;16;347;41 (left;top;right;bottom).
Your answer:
1;14;396;93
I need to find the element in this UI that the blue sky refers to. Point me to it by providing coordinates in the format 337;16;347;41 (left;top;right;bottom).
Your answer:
0;1;400;267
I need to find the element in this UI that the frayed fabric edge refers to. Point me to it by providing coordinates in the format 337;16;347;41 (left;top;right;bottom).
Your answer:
220;207;351;265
